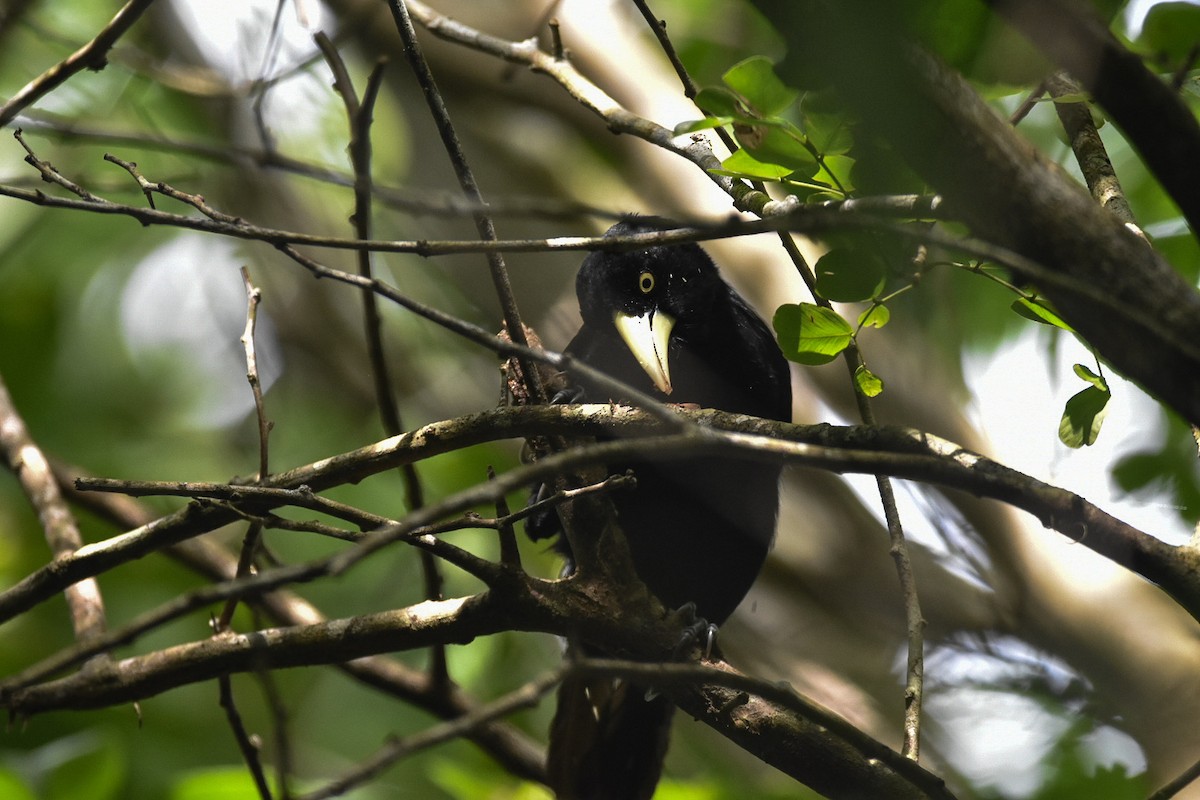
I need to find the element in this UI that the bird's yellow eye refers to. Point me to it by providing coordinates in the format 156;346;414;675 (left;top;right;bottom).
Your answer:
638;271;655;294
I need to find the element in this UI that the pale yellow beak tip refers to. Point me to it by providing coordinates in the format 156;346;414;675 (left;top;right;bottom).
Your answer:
613;310;675;395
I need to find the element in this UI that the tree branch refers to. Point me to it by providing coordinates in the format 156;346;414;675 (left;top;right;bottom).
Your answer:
0;0;158;127
2;405;1190;629
754;2;1200;427
987;0;1200;236
0;371;108;648
50;458;548;783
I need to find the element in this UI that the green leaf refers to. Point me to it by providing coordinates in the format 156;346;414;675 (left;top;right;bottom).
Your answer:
814;249;886;302
1011;298;1075;331
1072;362;1108;391
1139;2;1200;61
773;303;853;365
858;304;890;329
712;148;794;180
813;154;855;192
673;116;733;136
802;111;854;155
1059;384;1110;448
0;768;36;800
854;364;884;397
737;123;817;175
170;767;275;800
722;56;797;115
693;86;742;117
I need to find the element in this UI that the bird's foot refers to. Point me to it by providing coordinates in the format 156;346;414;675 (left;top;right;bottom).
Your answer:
668;602;719;661
644;605;718;702
549;384;585;404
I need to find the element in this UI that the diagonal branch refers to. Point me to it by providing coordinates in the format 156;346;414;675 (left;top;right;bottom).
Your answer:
386;0;546;404
51;458;548;783
0;0;158;127
0;372;108;648
751;1;1200;428
987;0;1200;236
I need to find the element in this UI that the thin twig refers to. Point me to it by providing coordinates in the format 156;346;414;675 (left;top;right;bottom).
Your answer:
388;0;545;404
18;114;620;220
315;31;448;686
489;465;522;568
14;128;105;201
250;641;292;800
216;269;272;631
219;674;274;800
295;667;566;800
1009;80;1047;126
0;0;157;127
49;459;546;783
1148;753;1200;800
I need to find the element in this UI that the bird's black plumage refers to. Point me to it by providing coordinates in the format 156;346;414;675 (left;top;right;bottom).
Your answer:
529;217;792;799
530;216;791;621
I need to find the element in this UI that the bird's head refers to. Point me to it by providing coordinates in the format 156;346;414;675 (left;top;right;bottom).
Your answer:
575;218;722;396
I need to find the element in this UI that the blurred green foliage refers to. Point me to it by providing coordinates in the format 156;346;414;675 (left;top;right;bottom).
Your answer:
0;0;1195;798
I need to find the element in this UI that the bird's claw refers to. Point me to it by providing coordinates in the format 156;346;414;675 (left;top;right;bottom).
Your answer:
549;384;585;405
669;602;719;661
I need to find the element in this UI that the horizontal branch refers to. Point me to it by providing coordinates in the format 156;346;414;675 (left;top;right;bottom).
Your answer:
3;593;514;712
0;164;940;256
3;405;1191;629
16;115;621;221
5;163;1178;367
3;570;951;799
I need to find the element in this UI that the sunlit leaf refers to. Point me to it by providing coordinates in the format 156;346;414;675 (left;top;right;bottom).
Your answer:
773;303;853;365
1011;297;1075;331
736;123;817;175
722;55;797;115
1059;382;1110;448
673;116;733;135
1072;362;1108;391
854;364;884;397
813;154;855;192
712;148;794;180
858;304;890;329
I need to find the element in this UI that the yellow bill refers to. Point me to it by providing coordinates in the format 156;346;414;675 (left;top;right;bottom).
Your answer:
613;309;675;395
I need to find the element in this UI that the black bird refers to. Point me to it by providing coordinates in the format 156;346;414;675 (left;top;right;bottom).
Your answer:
528;217;792;799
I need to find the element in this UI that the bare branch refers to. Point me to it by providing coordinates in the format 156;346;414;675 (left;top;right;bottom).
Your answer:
296;667;566;800
51;459;548;783
1045;71;1145;237
216;268;273;632
18;114;620;221
0;0;158;127
218;675;274;800
2;405;1189;632
0;371;108;648
387;0;546;406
